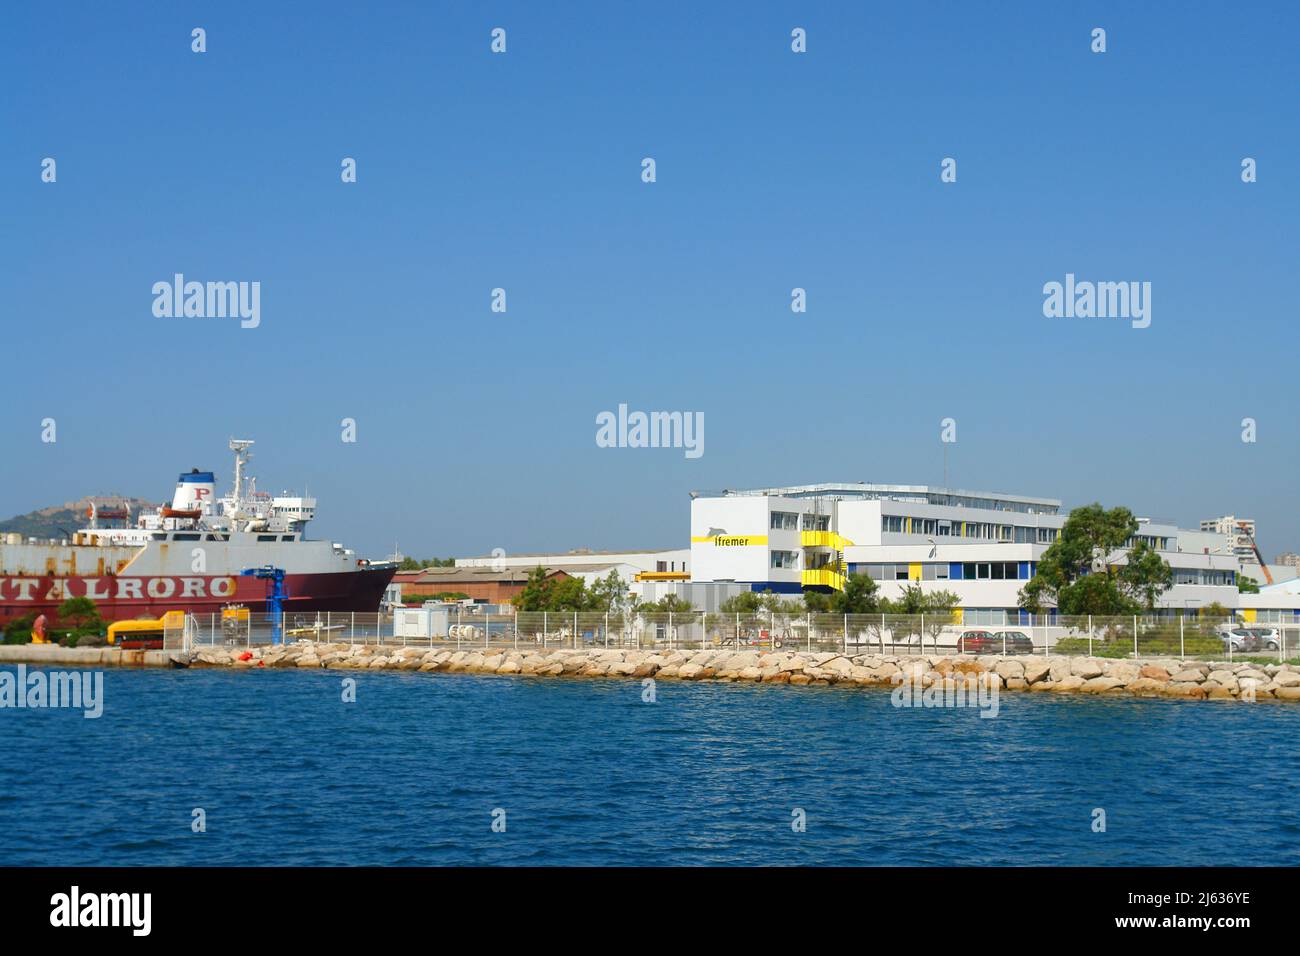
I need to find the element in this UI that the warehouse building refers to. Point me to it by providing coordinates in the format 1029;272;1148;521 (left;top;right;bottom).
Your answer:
688;483;1267;624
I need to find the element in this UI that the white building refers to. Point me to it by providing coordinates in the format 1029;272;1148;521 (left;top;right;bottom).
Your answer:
689;483;1257;626
456;547;690;576
1200;515;1259;564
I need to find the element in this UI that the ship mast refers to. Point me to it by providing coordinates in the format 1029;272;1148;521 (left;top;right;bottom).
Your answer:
230;439;254;517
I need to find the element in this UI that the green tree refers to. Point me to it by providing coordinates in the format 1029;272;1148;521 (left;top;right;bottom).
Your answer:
512;566;588;611
1237;574;1260;594
802;590;831;612
57;596;102;635
719;591;765;615
643;594;695;613
585;571;637;614
1201;601;1230;619
829;572;880;614
1019;503;1172;615
883;585;961;645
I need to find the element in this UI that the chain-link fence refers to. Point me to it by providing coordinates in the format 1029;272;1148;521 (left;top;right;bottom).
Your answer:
173;609;1300;663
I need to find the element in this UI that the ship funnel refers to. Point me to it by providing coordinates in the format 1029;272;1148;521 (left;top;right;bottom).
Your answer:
173;468;216;512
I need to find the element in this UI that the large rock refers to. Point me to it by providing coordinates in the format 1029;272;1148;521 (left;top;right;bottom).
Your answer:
1081;676;1125;693
994;660;1025;680
1126;677;1166;697
1139;664;1171;682
1053;675;1086;692
1170;669;1206;683
1104;662;1141;684
1023;660;1051;685
1070;658;1105;679
1205;671;1238;691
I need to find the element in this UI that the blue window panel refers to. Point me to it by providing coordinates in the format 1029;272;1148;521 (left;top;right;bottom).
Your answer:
1017;561;1030;580
949;562;963;580
748;581;803;594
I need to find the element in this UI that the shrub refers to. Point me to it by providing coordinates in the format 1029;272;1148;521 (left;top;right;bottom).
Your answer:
2;613;36;645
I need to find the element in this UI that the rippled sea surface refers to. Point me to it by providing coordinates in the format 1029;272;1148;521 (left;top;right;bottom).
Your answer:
2;667;1299;865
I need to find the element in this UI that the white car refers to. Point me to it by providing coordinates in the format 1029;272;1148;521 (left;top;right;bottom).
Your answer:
1220;628;1253;653
1246;627;1281;651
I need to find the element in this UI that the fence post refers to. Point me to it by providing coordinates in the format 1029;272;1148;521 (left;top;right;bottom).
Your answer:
1179;615;1184;659
806;613;811;652
920;613;925;655
543;611;547;650
605;611;610;649
1088;615;1093;656
843;613;848;655
1133;614;1138;659
573;611;578;650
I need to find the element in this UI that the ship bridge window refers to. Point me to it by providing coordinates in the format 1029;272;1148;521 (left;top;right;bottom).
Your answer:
257;535;277;542
281;535;296;541
174;533;200;541
151;533;167;541
204;534;229;542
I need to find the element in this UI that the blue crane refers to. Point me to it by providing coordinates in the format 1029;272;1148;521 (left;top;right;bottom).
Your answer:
240;566;288;645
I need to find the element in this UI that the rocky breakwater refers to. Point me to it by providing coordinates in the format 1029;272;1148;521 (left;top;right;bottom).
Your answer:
180;643;1300;702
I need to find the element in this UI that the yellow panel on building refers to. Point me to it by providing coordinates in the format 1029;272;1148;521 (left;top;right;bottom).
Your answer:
908;562;922;581
1242;608;1257;623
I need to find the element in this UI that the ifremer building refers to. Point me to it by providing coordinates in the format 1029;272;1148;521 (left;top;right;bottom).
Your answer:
689;483;1248;625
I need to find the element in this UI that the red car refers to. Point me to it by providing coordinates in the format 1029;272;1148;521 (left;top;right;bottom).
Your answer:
954;629;996;654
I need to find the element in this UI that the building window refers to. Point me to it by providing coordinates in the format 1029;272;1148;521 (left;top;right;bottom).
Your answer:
771;550;797;569
771;511;799;531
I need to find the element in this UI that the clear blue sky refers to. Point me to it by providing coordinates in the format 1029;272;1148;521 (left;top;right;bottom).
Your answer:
3;1;1297;559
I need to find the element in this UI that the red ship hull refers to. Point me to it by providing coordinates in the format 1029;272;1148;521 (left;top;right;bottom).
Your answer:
0;567;395;627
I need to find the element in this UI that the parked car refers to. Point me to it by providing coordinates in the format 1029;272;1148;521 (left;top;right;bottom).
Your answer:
955;629;996;654
1221;628;1255;653
1246;627;1281;651
991;630;1034;654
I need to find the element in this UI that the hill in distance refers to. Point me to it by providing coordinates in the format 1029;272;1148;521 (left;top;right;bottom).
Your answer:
0;497;159;541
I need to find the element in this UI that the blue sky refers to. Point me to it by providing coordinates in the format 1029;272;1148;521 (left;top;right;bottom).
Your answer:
3;1;1297;559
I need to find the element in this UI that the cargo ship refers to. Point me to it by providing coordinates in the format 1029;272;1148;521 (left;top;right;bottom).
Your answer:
0;440;395;627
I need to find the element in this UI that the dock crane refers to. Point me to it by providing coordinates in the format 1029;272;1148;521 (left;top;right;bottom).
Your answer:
240;565;288;644
1235;522;1274;586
